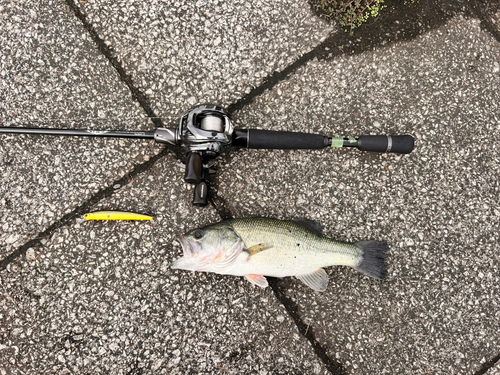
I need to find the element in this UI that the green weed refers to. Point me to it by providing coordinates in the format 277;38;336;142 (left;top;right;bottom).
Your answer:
312;0;386;32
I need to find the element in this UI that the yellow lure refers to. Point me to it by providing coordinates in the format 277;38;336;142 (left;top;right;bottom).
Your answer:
83;211;153;221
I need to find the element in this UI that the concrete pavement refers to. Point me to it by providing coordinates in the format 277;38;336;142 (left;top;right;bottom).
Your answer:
1;0;499;373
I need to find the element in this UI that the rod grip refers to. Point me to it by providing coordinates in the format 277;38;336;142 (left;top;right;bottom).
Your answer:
246;129;328;149
357;135;414;154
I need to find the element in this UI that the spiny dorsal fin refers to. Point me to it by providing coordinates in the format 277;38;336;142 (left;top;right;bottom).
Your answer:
245;243;272;257
244;274;269;288
295;268;329;292
293;218;323;236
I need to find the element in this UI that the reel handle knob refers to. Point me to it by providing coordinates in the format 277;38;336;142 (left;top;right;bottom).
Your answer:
184;152;202;184
192;181;208;207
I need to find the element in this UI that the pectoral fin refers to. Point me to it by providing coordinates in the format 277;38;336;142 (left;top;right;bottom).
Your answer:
296;268;329;292
244;274;269;288
245;243;272;257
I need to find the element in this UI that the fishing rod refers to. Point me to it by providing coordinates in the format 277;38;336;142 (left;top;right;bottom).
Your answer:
0;104;414;207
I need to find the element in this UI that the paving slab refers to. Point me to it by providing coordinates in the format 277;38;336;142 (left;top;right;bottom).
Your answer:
0;1;166;258
0;1;335;373
73;0;333;117
0;156;329;374
2;0;500;374
215;15;500;374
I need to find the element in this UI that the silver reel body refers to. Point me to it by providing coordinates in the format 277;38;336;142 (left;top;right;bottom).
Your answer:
154;104;233;158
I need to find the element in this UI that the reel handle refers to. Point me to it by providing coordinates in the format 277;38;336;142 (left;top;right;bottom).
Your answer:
184;152;202;184
184;152;209;207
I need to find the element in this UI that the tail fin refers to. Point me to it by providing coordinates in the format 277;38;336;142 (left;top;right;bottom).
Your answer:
353;241;388;280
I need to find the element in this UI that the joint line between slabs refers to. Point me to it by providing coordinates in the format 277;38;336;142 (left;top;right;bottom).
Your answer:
65;0;164;129
475;352;500;375
0;11;333;269
227;33;340;115
0;147;170;271
1;7;345;370
267;279;346;374
59;3;500;374
469;0;500;44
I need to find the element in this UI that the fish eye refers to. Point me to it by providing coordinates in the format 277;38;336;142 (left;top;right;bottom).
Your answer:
194;230;204;239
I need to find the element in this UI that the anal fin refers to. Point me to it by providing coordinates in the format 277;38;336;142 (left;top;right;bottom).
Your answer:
244;274;269;288
296;268;329;292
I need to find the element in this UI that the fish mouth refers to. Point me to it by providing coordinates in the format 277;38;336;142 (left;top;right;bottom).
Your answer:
176;236;201;258
171;236;202;270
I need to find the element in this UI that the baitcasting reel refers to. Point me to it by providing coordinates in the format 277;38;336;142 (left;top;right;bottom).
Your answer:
154;104;234;206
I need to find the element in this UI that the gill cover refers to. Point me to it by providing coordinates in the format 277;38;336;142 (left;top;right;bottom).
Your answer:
171;223;245;272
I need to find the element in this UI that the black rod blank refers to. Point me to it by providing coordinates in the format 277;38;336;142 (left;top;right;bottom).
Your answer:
0;127;155;139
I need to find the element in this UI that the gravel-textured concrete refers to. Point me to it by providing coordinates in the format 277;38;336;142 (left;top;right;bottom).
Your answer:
0;1;164;259
492;9;500;29
73;0;333;116
1;0;500;374
217;15;500;374
0;156;328;374
487;361;500;375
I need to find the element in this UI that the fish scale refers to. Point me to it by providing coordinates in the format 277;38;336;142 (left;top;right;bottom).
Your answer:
228;218;362;277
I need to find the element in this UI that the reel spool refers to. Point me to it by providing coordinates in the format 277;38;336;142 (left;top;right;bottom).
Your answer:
178;104;233;157
200;115;225;132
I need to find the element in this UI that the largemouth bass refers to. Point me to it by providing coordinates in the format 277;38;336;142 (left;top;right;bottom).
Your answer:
171;218;387;292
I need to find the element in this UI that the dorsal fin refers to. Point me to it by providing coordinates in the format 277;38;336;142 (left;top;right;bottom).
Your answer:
294;218;323;235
